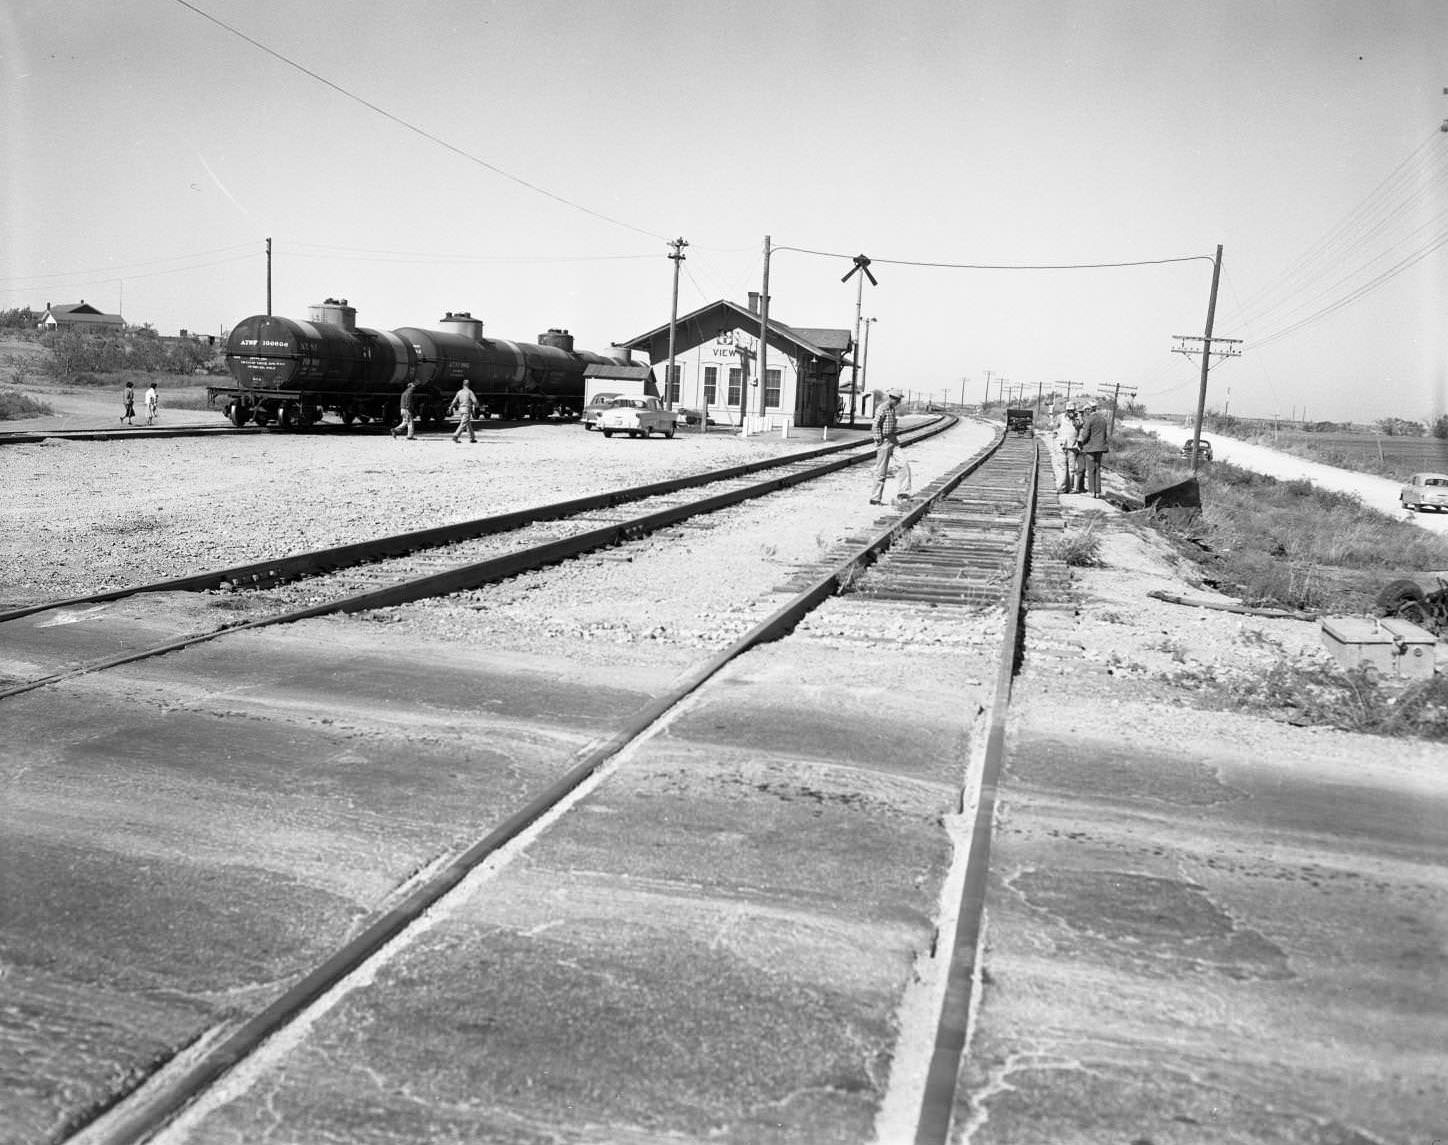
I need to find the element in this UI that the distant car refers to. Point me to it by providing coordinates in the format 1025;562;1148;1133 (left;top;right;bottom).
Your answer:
1180;438;1213;461
581;393;622;431
599;396;677;439
1400;471;1448;512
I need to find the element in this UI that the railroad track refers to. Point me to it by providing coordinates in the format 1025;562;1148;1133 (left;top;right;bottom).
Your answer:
16;426;1058;1145
0;419;955;699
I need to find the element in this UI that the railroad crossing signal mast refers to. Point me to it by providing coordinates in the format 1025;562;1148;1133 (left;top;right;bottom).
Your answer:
1171;243;1240;472
842;254;877;427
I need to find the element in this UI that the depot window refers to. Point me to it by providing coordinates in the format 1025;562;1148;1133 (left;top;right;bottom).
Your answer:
727;367;742;406
703;365;717;406
764;368;781;409
666;364;681;404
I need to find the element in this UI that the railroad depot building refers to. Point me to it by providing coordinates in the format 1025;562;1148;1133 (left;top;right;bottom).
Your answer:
620;294;851;429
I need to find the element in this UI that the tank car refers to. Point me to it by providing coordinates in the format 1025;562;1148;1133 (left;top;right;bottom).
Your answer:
213;299;633;429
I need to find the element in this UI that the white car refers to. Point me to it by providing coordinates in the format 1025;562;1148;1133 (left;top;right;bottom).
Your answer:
598;396;677;439
1400;472;1448;512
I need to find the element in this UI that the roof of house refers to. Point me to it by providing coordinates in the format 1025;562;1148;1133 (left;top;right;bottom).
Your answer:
43;302;125;326
619;299;850;360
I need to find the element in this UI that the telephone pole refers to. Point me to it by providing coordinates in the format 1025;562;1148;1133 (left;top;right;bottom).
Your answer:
1172;244;1240;473
982;370;994;409
666;237;687;412
1098;382;1138;435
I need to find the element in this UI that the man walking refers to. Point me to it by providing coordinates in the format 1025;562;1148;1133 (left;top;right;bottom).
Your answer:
391;381;418;440
869;388;904;505
144;382;159;426
1077;400;1111;497
449;379;479;444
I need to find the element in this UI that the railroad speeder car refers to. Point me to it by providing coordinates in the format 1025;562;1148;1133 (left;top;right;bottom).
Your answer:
213;298;636;428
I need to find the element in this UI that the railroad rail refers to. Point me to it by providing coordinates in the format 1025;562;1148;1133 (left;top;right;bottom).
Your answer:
0;420;958;702
34;429;1052;1145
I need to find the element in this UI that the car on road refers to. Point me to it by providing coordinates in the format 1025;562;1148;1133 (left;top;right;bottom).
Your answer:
599;396;677;439
1400;471;1448;512
1180;438;1214;462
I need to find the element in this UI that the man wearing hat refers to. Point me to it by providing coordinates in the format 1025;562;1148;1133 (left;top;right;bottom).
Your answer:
1056;401;1081;494
1076;399;1111;497
869;388;906;505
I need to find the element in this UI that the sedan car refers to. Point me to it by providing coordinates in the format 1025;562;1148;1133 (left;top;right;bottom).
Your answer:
598;396;677;439
581;393;621;431
1180;438;1213;462
1400;472;1448;512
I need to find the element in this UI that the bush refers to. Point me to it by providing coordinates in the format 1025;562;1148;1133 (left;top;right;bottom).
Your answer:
1112;426;1448;616
0;390;54;419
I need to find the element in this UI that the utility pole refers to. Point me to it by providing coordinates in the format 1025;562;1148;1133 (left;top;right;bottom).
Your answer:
666;237;687;412
756;236;773;433
1099;382;1137;436
266;236;272;316
1035;380;1044;411
982;370;994;410
1172;244;1240;473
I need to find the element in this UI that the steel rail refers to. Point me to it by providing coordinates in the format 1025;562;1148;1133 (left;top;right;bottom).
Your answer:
913;439;1042;1144
0;417;952;625
0;419;957;700
66;428;1011;1145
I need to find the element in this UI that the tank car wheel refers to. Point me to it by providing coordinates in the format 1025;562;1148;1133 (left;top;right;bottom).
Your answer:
602;429;614;438
251;410;270;427
225;402;250;427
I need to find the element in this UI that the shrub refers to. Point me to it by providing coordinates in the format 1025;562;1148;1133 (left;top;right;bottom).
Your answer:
0;390;53;420
1049;516;1105;566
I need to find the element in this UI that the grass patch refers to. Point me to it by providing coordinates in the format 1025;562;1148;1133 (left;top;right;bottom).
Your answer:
1048;515;1105;566
1112;427;1448;614
0;389;54;419
1170;657;1448;741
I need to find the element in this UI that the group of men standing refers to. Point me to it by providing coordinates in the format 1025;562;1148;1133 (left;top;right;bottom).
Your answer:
1056;400;1110;497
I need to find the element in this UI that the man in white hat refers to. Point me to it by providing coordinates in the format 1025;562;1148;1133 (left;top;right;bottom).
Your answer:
869;388;906;505
1057;402;1081;494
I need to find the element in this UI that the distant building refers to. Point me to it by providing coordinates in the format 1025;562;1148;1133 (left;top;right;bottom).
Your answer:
39;301;125;331
618;293;850;429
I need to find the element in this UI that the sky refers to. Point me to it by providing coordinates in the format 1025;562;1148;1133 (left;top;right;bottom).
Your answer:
3;0;1446;424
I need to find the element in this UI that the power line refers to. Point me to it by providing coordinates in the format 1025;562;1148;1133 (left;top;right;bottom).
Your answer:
170;0;669;244
773;244;1215;271
0;243;260;286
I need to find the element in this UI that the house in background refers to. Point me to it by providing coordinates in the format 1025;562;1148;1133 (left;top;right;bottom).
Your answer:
39;301;125;331
618;293;850;430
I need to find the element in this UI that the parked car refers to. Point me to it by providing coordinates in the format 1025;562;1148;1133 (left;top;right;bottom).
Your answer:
581;393;622;431
1180;438;1213;461
1400;472;1448;512
599;396;677;438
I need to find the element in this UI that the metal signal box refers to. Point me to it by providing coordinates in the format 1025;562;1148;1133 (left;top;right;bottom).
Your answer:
1320;617;1437;680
